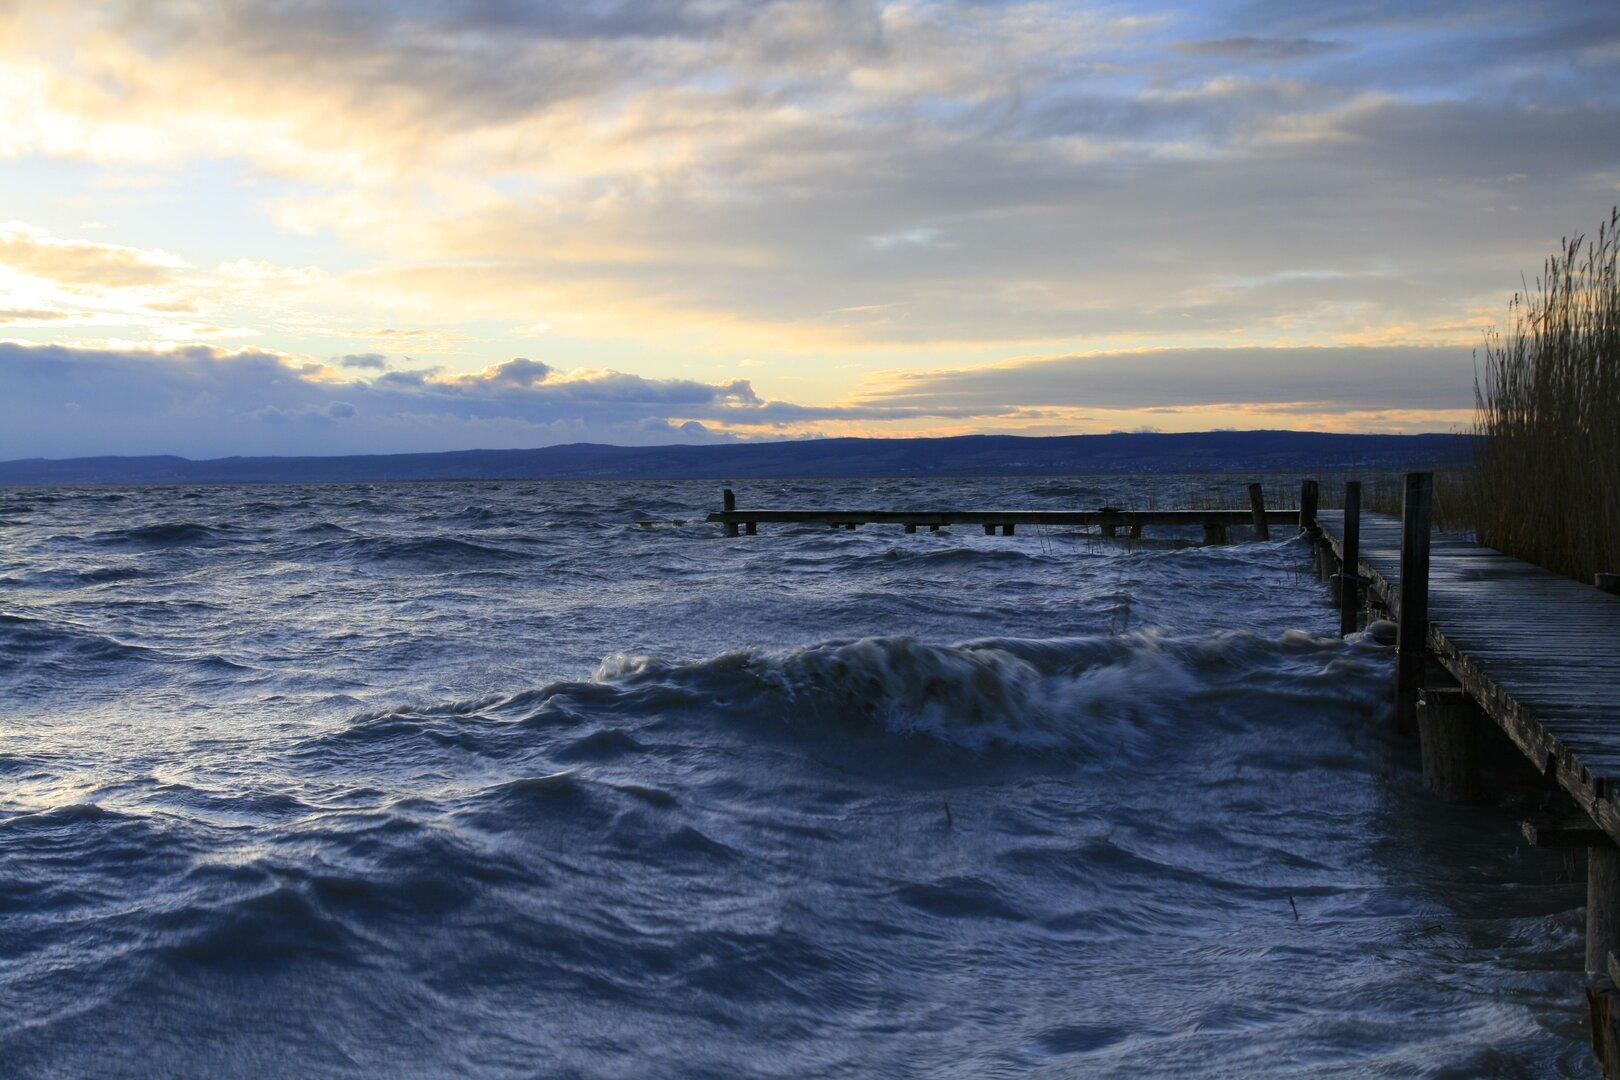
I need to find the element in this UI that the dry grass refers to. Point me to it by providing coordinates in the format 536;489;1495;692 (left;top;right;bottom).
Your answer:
1472;209;1620;582
1317;469;1477;535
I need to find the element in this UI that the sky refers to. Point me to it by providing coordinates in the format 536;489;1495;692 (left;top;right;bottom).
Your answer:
1;0;1618;459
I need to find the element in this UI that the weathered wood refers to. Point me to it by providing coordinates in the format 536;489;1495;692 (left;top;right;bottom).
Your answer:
1418;686;1482;803
1590;975;1620;1076
1522;817;1609;849
745;521;757;535
1299;479;1319;534
1316;539;1334;583
1394;472;1433;734
904;523;917;534
1002;523;1015;536
1101;523;1117;538
723;488;739;537
1338;481;1361;637
1247;483;1270;541
1598;573;1620;596
1595;847;1620;974
711;508;1299;528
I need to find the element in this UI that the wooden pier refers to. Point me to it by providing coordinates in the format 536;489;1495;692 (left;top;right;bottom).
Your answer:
1311;488;1620;1075
714;478;1620;1071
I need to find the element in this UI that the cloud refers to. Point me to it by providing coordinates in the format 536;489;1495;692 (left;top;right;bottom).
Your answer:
1176;38;1344;62
0;342;842;457
0;341;1479;460
334;352;388;369
859;345;1478;413
0;221;187;288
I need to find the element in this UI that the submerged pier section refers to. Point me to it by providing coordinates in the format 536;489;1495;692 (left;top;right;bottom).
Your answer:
707;487;1301;544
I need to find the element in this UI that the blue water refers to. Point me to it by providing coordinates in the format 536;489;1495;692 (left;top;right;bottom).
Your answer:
0;478;1592;1076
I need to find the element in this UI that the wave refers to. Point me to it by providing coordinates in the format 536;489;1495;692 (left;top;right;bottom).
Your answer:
877;545;1059;567
86;521;235;547
1030;481;1095;498
298;535;530;568
318;629;1390;759
593;629;1390;752
290;521;357;537
1;564;157;588
0;611;155;668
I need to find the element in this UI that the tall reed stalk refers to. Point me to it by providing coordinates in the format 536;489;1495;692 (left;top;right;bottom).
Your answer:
1473;209;1620;582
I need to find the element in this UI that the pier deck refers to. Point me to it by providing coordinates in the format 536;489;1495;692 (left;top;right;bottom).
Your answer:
1318;509;1620;839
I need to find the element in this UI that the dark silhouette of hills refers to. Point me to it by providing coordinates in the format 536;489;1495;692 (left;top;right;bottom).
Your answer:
0;431;1470;485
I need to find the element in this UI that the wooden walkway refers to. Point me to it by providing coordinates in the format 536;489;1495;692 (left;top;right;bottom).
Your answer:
1317;509;1620;839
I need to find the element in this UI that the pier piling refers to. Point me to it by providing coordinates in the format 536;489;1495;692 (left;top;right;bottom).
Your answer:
1593;848;1620;974
1299;479;1319;534
723;488;739;537
1337;481;1361;637
1247;483;1270;541
1418;686;1482;803
1394;472;1433;734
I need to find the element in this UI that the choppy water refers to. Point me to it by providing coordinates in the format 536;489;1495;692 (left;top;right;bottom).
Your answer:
0;477;1593;1076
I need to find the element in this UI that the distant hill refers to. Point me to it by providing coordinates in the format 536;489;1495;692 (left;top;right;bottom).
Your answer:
0;431;1472;486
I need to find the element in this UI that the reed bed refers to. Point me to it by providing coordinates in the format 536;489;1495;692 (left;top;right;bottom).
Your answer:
1472;209;1620;582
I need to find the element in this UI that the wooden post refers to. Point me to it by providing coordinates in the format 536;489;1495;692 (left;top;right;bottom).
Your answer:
723;488;739;537
1002;523;1015;536
1247;483;1270;541
745;521;757;535
929;524;941;532
904;523;917;534
1339;481;1361;637
1395;471;1434;733
1299;479;1319;534
1588;974;1620;1074
1592;846;1620;974
1101;523;1117;538
1597;573;1620;596
1201;521;1227;545
1418;687;1481;803
1128;522;1144;540
983;523;995;536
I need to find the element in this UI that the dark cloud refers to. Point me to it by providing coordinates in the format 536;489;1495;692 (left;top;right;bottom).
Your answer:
861;346;1477;413
0;343;915;457
1176;37;1345;61
334;352;389;369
